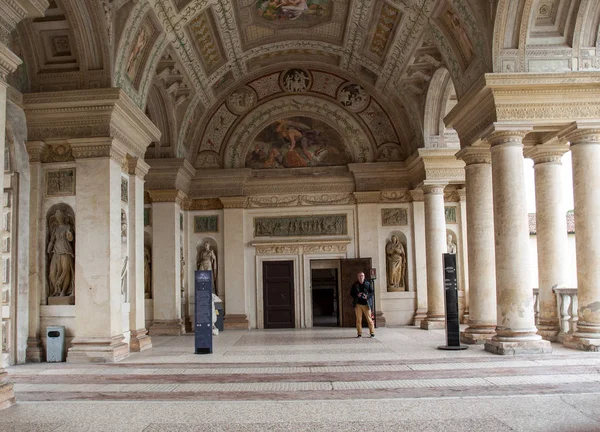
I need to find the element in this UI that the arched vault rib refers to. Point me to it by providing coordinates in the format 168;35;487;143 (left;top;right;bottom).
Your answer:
221;95;375;169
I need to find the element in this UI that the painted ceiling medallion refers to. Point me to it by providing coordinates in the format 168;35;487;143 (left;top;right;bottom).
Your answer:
226;86;258;114
255;0;332;25
338;83;370;112
281;68;312;92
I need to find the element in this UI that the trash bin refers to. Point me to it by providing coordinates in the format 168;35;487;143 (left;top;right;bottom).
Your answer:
46;326;65;362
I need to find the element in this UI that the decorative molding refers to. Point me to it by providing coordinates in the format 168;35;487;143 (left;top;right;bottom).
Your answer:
354;191;381;204
247;193;356;208
251;239;350;256
127;156;150;179
183;198;223;211
147;189;187;205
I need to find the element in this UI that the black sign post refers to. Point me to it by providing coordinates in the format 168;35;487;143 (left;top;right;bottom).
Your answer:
194;270;213;354
438;253;468;351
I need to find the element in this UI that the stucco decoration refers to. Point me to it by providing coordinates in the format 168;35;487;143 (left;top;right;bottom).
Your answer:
222;95;375;168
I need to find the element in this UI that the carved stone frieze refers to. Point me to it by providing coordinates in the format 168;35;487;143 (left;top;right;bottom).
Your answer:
40;142;74;163
246;193;356;208
254;214;347;237
255;245;300;256
147;189;187;205
45;168;75;196
252;239;350;256
381;208;408;226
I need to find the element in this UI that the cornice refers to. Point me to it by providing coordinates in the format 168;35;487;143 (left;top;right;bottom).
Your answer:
0;43;22;81
145;158;195;193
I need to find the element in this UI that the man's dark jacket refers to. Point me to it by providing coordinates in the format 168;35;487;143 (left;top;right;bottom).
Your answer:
350;280;373;307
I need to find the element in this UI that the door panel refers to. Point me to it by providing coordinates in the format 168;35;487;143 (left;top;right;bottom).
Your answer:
340;258;372;327
263;261;295;328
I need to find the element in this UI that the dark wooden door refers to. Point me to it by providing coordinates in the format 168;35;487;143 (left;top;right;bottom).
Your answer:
340;258;372;327
263;261;295;328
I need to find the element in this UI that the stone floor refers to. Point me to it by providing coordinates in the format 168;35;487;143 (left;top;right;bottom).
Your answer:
2;326;600;431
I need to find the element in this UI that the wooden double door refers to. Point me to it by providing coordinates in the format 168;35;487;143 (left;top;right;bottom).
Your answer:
262;258;372;329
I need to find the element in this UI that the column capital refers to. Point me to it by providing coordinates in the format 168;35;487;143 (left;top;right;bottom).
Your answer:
456;188;467;202
560;123;600;146
455;146;492;165
148;189;187;205
25;140;47;162
422;184;447;195
525;144;569;166
69;137;127;165
145;158;195;194
484;130;530;147
220;196;247;209
409;189;424;202
353;191;380;204
127;156;150;180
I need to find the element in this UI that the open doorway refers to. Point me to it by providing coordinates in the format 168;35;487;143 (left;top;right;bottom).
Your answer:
311;262;339;327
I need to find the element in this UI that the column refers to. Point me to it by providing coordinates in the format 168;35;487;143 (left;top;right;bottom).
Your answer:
354;192;385;326
456;147;496;344
456;189;469;323
148;190;184;335
421;184;447;330
526;145;569;342
410;189;427;326
484;131;551;355
564;128;600;351
221;197;249;329
67;139;130;363
127;157;152;351
25;142;45;361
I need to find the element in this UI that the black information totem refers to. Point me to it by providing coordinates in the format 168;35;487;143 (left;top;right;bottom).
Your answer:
194;270;213;354
438;253;467;350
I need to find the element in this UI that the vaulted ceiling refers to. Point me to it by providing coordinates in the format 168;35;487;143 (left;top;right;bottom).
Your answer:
8;0;600;170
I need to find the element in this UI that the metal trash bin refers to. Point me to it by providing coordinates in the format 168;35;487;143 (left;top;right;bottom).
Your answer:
46;326;65;362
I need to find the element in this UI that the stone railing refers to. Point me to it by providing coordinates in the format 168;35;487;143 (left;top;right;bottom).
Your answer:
553;287;578;342
533;288;578;343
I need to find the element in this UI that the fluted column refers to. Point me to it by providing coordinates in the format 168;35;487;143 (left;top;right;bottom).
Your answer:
526;145;569;342
127;158;152;351
456;147;496;344
421;184;447;330
148;190;185;336
484;131;551;355
564;128;600;351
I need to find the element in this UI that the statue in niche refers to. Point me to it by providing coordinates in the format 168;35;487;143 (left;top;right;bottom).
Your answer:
144;246;152;299
447;234;457;254
180;247;186;297
47;209;75;297
197;242;217;293
386;235;406;291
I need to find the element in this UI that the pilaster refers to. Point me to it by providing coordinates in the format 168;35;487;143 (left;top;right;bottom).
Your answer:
221;197;249;330
484;130;551;355
409;189;427;327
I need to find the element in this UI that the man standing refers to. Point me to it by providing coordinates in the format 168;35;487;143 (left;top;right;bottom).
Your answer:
351;272;375;338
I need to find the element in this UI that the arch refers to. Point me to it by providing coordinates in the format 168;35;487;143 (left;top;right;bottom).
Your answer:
222;95;375;169
423;68;459;148
145;84;177;158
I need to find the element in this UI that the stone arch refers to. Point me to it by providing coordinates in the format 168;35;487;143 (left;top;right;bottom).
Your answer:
423;68;458;148
145;84;177;158
222;95;375;169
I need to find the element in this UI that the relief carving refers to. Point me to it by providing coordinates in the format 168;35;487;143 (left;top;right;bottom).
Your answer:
194;215;219;233
381;208;408;226
46;168;75;196
254;214;347;237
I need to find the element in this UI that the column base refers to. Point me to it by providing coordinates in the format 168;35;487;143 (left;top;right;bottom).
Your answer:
460;312;470;325
149;319;185;336
129;329;152;352
420;317;445;330
413;308;427;327
0;380;15;410
563;334;600;352
537;324;560;342
484;337;552;355
67;336;130;363
374;311;386;327
26;337;45;362
224;314;249;330
460;326;496;345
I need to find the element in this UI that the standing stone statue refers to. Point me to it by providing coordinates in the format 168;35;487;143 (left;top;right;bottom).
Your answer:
447;234;457;254
197;242;217;293
385;235;406;291
47;209;75;297
144;246;152;299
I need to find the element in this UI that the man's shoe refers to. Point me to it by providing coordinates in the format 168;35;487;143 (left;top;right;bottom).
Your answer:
370;334;375;338
356;334;362;338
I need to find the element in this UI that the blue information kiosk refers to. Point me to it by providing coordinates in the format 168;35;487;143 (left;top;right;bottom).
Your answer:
194;270;213;354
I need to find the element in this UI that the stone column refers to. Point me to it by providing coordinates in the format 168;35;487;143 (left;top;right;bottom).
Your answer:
526;145;569;342
127;157;152;351
484;131;551;355
148;190;185;335
564;128;600;351
221;197;249;329
456;147;496;344
25;142;45;362
67;139;129;363
410;189;427;326
355;192;386;326
421;184;447;330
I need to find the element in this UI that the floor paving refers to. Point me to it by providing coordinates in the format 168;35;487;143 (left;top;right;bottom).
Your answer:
2;326;600;431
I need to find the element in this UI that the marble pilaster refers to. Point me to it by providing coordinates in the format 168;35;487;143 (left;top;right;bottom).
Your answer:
526;144;569;342
409;189;427;326
456;189;469;323
563;127;600;351
127;157;152;351
221;197;249;330
484;131;551;355
421;184;447;330
456;147;496;344
148;190;185;336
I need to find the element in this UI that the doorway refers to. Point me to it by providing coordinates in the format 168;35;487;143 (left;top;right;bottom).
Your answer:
311;268;339;327
262;260;295;328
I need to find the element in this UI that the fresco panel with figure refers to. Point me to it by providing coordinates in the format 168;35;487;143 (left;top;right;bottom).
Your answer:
245;116;352;169
257;0;331;22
